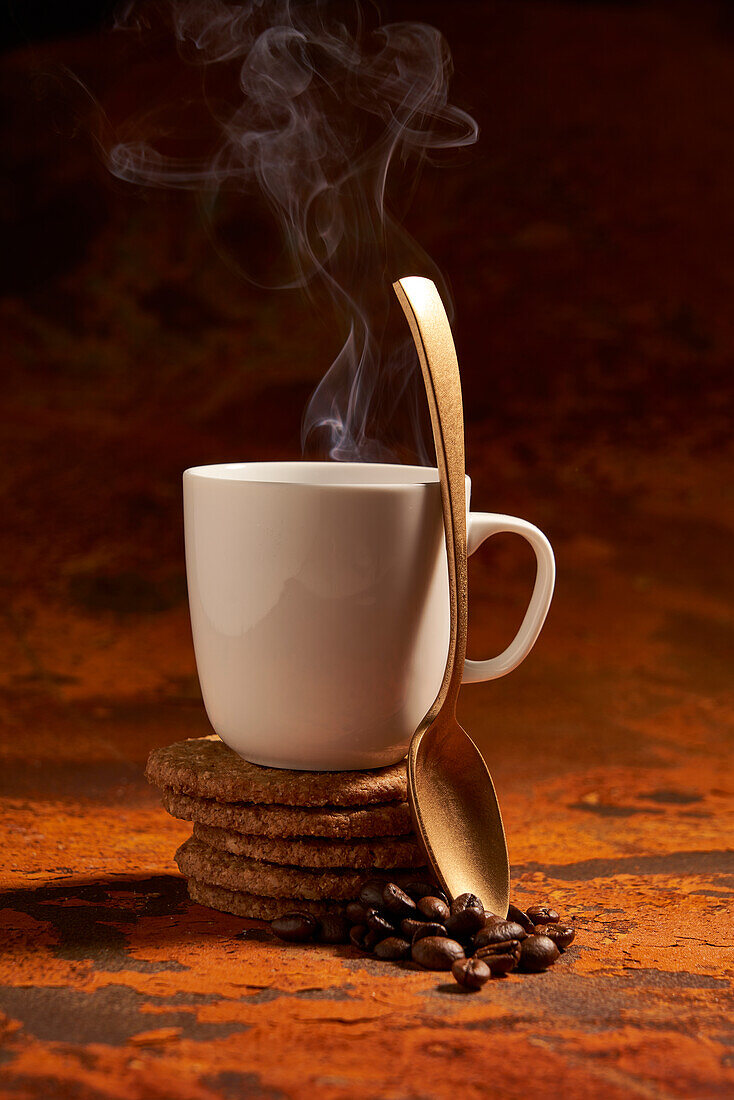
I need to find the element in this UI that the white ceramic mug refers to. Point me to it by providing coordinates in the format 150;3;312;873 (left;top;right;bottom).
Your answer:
183;461;555;770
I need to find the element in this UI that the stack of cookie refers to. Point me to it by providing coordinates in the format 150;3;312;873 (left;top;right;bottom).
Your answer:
145;736;427;920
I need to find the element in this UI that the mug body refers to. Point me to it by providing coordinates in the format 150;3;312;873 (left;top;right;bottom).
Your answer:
183;461;460;770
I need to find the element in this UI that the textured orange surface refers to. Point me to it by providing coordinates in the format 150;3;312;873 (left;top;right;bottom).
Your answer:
1;2;733;1097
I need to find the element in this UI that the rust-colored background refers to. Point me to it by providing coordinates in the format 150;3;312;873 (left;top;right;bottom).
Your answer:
1;2;733;1097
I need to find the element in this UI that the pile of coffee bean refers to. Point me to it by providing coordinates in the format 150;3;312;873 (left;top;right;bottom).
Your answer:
270;879;575;990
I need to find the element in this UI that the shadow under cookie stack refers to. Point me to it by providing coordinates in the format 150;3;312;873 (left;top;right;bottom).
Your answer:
145;735;427;919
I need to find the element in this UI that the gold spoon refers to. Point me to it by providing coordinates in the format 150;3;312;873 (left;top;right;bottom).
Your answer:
393;275;510;916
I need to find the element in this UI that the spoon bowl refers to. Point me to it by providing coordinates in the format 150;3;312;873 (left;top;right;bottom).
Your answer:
409;716;509;916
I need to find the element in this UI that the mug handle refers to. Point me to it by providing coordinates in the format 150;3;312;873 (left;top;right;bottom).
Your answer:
462;513;556;683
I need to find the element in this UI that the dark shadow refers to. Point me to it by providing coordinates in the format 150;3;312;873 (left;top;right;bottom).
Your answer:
0;982;247;1047
0;873;212;973
514;848;734;882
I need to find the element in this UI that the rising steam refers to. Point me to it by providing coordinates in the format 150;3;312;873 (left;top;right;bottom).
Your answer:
109;0;477;460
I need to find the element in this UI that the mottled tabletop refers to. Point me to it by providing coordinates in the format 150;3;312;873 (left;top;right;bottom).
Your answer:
1;2;733;1098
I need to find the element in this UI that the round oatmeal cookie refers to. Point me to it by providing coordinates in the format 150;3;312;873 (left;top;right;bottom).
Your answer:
146;736;407;806
193;821;424;869
159;788;413;838
176;836;426;900
187;878;343;920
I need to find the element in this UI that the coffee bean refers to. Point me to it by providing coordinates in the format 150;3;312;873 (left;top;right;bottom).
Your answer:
412;935;465;970
365;909;395;941
526;905;560;926
363;927;383;952
316;914;350;944
417;896;450;923
382;882;417;919
271;913;319;942
450;892;484;917
542;923;576;950
346;901;368;925
359;879;387;909
401;917;427;938
475;939;522;966
473;920;527;948
412;922;448;945
349;924;367;950
482;952;517;976
403;880;449;904
444;910;484;937
519;934;560;972
374;936;411;961
446;893;485;937
445;912;486;938
452;957;491;990
507;903;535;933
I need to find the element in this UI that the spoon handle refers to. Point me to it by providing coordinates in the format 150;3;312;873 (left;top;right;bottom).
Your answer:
393;276;467;718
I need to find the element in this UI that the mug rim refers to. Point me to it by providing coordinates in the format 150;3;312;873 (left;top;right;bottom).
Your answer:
184;460;472;491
